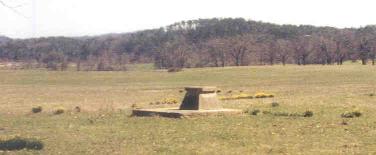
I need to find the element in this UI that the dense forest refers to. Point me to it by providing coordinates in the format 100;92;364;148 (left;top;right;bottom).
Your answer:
1;18;376;71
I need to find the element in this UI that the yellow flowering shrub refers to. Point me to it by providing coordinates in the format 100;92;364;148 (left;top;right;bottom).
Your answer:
254;92;274;98
150;98;179;105
220;93;253;100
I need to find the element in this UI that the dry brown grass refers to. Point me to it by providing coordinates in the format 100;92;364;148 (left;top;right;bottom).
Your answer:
1;64;376;154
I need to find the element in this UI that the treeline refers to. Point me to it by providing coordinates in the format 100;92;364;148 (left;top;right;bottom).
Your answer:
0;18;376;70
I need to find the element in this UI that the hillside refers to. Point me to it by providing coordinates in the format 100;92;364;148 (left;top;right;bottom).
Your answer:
0;35;11;45
0;18;375;70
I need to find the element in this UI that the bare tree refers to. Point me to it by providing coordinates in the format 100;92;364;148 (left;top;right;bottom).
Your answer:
225;35;256;66
205;38;227;67
293;35;315;65
358;38;370;65
367;38;376;65
276;39;292;65
155;38;191;68
333;30;354;65
314;36;336;65
263;40;278;65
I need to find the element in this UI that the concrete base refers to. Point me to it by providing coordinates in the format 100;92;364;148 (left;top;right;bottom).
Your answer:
132;108;243;118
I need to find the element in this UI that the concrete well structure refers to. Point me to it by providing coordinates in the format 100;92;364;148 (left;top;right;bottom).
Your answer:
132;86;242;118
179;86;222;110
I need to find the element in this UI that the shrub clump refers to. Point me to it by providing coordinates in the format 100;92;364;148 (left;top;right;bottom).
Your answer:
250;109;261;115
271;102;279;107
53;107;65;115
303;110;314;117
31;106;42;113
254;92;274;98
0;137;44;151
341;111;362;118
150;98;178;105
74;106;81;113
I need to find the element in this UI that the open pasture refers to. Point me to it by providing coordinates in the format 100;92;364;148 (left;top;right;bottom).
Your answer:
1;64;376;154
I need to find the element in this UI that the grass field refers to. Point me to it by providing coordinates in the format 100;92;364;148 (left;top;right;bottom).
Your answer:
1;64;376;154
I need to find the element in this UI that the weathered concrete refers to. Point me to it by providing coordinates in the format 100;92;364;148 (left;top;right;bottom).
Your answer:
132;86;243;118
179;86;222;110
132;108;242;118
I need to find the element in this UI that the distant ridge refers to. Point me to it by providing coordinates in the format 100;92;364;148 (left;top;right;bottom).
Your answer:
0;35;11;45
0;18;376;69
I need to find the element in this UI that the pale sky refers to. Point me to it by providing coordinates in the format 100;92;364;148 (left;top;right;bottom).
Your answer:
1;0;376;39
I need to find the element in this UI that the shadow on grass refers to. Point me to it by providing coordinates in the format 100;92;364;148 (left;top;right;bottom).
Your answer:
0;137;43;151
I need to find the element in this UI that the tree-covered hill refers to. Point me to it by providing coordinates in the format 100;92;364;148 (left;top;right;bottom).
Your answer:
1;18;375;70
0;35;11;45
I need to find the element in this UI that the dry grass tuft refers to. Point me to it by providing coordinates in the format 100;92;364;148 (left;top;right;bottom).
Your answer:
303;110;314;117
250;109;261;115
251;110;313;117
220;93;253;100
31;106;42;113
53;107;65;115
341;111;362;118
74;106;81;112
220;92;274;100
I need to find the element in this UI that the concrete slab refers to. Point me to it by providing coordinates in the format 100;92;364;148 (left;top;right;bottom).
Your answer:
132;108;243;118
